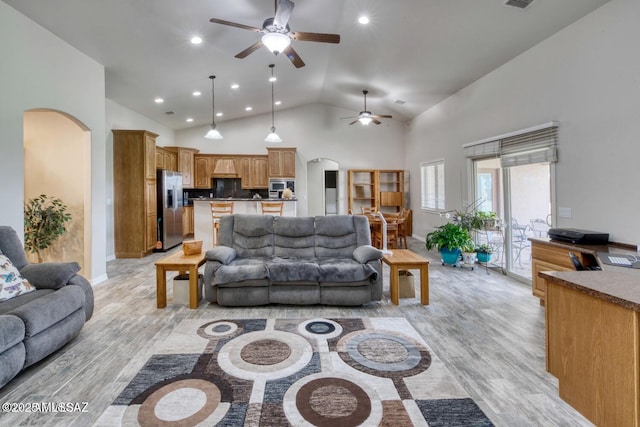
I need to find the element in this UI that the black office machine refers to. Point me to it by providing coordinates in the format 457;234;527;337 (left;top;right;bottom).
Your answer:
548;228;609;245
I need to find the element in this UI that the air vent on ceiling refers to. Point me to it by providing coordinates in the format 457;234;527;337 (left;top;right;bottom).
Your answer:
505;0;533;8
393;99;406;105
165;111;175;115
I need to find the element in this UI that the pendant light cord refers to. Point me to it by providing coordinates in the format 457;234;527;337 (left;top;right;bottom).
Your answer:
210;75;216;127
270;64;276;131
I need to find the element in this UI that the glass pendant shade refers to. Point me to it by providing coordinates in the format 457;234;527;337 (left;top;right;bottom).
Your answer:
205;75;223;139
265;128;282;143
262;32;291;54
358;116;373;125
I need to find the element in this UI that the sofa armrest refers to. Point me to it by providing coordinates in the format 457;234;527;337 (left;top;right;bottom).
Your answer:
19;262;80;290
205;246;237;265
353;245;383;264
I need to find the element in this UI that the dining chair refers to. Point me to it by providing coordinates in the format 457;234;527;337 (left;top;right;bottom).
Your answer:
397;208;411;249
210;201;234;246
530;218;549;237
361;206;377;215
511;219;531;267
260;201;284;216
372;212;400;249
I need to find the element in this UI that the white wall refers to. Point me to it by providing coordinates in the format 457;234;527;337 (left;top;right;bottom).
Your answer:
406;0;640;245
0;2;107;283
105;99;176;259
176;103;406;216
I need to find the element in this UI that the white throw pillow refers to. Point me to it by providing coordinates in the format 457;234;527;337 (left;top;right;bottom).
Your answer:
0;254;35;301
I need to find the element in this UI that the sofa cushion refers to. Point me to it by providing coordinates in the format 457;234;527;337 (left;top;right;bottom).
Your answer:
213;258;269;285
0;289;54;315
205;246;237;265
314;216;358;258
0;255;35;302
0;314;25;353
273;217;315;258
9;285;85;337
266;257;320;283
317;258;379;283
20;262;80;290
229;215;274;258
0;226;30;271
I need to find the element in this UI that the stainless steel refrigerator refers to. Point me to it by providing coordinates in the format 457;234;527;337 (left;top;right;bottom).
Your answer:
156;170;183;251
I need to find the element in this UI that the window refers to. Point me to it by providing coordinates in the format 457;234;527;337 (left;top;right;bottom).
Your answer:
420;160;445;210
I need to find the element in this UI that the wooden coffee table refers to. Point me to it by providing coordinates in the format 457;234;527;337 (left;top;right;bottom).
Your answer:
381;249;430;305
155;251;206;309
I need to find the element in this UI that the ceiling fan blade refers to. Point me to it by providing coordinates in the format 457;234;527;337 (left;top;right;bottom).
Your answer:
349;120;359;125
235;41;264;58
372;119;382;125
291;31;340;44
274;0;294;29
340;116;357;119
371;114;392;119
209;18;261;32
283;45;305;68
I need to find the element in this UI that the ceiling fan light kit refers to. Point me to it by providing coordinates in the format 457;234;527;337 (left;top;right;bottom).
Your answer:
205;75;223;140
262;32;291;54
265;64;282;143
342;90;393;126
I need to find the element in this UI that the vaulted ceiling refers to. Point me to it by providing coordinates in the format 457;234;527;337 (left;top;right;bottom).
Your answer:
3;0;609;129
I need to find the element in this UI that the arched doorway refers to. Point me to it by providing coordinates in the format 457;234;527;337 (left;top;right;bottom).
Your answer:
23;109;92;278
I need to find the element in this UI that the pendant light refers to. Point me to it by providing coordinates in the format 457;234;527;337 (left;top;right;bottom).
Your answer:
205;75;223;139
265;64;282;143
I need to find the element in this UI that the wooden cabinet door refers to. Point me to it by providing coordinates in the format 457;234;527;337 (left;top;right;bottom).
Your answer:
179;149;195;188
145;135;157;180
238;157;252;188
532;259;572;302
281;150;295;177
144;179;157;251
251;157;269;188
267;148;296;177
182;206;194;236
268;150;282;177
155;149;164;169
194;156;211;188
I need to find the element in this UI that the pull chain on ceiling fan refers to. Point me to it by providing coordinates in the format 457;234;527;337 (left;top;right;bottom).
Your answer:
209;0;340;68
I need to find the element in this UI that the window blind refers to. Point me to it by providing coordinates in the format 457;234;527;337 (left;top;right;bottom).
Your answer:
463;140;500;159
420;161;445;210
500;126;558;167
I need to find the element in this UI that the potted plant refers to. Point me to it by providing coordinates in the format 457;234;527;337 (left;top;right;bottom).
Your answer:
24;194;72;263
476;211;499;230
426;223;470;266
475;243;493;263
461;240;477;268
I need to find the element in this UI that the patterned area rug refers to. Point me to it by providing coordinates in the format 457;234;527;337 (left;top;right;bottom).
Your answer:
95;318;493;426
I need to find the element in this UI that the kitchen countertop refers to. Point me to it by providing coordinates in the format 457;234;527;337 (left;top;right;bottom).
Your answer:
190;197;297;202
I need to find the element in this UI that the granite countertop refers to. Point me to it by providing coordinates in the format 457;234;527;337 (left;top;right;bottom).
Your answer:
539;270;640;311
529;237;638;270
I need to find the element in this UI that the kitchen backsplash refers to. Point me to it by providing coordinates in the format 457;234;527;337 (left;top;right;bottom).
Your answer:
184;178;269;204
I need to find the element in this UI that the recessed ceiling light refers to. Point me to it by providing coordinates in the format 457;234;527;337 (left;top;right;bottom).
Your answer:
358;16;370;25
154;98;164;104
216;112;223;117
245;106;252;111
231;83;239;89
274;101;282;106
186;118;194;122
190;36;203;45
192;91;201;97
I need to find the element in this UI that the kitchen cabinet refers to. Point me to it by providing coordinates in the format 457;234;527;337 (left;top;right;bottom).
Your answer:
238;156;268;189
267;147;296;178
194;155;215;188
182;205;194;237
165;147;199;188
155;147;177;171
113;130;159;258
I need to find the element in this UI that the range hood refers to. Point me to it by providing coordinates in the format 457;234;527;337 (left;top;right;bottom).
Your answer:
211;158;238;178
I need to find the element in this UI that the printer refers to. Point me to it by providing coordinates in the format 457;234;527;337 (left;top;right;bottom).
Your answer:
548;228;609;245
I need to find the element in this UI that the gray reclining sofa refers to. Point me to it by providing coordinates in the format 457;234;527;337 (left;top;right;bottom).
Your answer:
0;226;94;389
203;214;383;306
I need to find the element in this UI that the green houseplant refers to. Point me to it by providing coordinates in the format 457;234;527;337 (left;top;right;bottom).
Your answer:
475;243;493;263
24;194;72;263
426;223;470;265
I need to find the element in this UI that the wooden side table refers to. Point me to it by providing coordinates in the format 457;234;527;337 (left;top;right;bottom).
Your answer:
155;251;206;309
382;249;430;305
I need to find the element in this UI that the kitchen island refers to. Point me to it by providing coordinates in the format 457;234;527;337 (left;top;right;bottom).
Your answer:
192;198;297;250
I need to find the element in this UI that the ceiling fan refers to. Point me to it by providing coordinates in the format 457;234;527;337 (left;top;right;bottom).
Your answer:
342;90;393;125
209;0;340;68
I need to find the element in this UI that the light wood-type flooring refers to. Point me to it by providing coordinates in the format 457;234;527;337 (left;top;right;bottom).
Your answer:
0;238;593;426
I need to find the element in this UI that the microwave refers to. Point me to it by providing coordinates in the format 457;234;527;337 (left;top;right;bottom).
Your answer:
269;179;295;198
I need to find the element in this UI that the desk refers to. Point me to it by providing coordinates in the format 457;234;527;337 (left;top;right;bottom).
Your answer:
382;250;430;305
155;251;206;309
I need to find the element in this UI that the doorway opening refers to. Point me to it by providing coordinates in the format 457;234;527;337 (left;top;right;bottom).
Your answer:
23;109;92;278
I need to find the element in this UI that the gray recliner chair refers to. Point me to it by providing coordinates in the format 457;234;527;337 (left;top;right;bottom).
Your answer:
0;226;94;389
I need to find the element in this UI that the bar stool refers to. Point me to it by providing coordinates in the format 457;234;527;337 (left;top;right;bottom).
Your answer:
260;201;284;216
210;201;233;245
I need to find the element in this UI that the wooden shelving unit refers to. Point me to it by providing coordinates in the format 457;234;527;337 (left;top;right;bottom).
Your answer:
348;169;405;214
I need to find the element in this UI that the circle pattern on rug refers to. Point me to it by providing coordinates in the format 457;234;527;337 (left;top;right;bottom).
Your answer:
198;320;238;339
135;378;226;426
298;318;343;340
338;330;429;374
240;339;292;365
218;330;312;380
283;373;382;427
